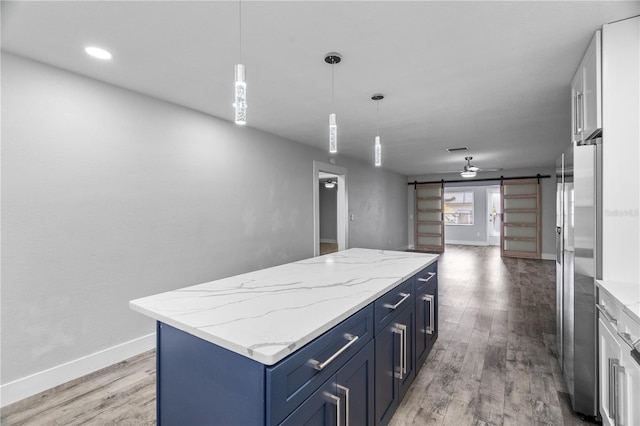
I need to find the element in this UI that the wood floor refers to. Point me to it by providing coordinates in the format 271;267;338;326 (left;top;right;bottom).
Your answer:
2;245;594;425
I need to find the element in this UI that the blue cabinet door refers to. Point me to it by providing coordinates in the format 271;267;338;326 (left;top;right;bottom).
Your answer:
396;304;416;402
335;341;375;426
374;319;401;425
416;280;438;369
375;302;416;426
279;379;339;426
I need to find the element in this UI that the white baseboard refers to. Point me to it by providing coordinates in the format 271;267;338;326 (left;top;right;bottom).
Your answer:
541;253;556;261
0;332;155;407
320;239;338;244
445;240;490;247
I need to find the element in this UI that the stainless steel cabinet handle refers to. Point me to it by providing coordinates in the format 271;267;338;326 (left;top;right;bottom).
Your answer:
399;324;408;376
613;363;626;426
609;358;619;422
384;292;411;310
424;294;435;335
577;92;584;132
310;334;359;371
617;331;640;350
417;272;436;283
596;304;618;325
337;384;349;426
325;392;341;426
392;324;406;380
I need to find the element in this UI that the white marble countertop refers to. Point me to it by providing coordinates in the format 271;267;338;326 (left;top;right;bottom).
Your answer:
596;280;640;324
130;248;438;365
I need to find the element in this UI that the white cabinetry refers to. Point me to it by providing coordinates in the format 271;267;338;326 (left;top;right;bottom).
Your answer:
571;30;602;144
597;283;640;426
601;16;640;283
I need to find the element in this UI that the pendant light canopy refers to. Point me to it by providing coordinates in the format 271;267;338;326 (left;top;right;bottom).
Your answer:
234;0;246;125
325;52;342;153
372;94;384;167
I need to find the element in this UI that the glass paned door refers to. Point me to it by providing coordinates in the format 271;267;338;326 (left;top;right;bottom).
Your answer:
487;187;501;246
501;179;541;259
415;183;444;253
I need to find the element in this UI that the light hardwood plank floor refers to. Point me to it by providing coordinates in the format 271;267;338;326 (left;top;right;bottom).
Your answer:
2;245;595;425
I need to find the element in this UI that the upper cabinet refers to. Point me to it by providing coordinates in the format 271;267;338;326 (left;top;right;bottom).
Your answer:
572;30;602;144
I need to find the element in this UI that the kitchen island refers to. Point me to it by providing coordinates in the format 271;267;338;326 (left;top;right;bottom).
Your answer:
130;248;438;425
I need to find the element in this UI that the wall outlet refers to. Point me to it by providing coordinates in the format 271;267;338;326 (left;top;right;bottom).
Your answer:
350;214;355;221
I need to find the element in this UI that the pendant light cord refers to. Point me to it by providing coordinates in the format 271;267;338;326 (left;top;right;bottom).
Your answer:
376;100;380;136
331;64;335;113
238;0;243;63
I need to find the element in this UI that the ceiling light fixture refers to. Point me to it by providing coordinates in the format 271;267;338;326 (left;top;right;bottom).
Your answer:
325;52;342;154
234;0;247;125
372;94;384;167
460;157;478;178
85;46;112;60
324;179;336;189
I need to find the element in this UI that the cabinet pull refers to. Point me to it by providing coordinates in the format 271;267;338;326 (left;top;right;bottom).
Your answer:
384;292;411;310
609;358;619;421
613;363;626;426
392;324;406;380
417;272;436;283
424;294;435;335
577;91;584;132
596;304;618;325
337;384;349;426
616;331;640;350
325;392;341;426
310;334;359;371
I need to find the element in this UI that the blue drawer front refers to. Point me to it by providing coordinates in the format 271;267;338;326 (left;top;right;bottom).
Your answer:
267;304;374;425
374;278;414;335
414;261;437;292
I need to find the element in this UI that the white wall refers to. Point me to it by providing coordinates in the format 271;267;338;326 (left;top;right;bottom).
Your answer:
407;167;557;258
0;53;408;401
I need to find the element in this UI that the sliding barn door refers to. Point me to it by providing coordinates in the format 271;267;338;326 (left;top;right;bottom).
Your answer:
501;178;541;259
414;183;444;253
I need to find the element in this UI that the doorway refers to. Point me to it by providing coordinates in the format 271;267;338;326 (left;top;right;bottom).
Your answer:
486;186;501;246
313;161;347;257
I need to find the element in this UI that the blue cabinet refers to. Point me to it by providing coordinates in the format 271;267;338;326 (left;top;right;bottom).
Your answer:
415;262;438;369
374;301;416;426
281;341;375;426
155;261;438;426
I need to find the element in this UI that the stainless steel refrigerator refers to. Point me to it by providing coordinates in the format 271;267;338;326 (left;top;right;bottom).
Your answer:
556;139;602;418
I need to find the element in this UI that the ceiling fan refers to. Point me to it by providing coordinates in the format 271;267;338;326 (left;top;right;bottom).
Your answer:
433;156;502;178
460;156;480;178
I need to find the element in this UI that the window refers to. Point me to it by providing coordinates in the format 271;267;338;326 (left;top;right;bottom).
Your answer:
444;191;474;225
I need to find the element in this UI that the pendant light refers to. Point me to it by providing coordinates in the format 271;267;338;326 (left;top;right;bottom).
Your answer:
325;53;342;153
234;0;246;125
372;94;384;167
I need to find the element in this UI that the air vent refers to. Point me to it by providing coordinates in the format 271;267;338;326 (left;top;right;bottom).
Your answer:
446;146;470;153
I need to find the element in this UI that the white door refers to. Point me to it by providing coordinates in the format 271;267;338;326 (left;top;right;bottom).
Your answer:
486;186;501;246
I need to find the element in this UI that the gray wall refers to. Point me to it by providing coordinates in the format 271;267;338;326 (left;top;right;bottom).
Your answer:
319;183;338;241
1;53;408;384
408;167;557;257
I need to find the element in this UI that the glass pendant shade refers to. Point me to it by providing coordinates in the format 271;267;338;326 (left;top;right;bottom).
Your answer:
374;136;382;167
461;170;476;178
329;113;337;153
234;64;247;125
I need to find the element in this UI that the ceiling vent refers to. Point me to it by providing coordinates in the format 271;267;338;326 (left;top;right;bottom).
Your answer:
446;146;470;153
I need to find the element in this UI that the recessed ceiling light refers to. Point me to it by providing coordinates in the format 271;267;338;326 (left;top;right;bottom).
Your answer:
85;46;113;60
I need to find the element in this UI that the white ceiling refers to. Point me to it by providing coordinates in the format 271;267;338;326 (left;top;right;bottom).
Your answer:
2;1;638;177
